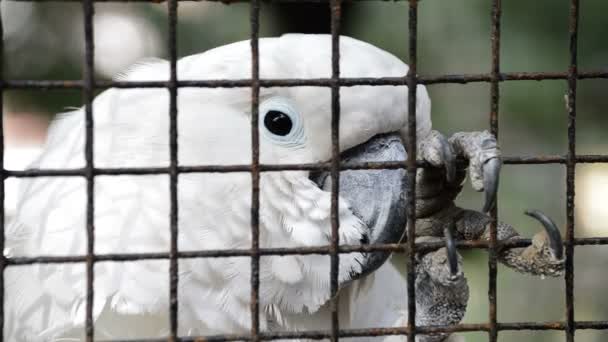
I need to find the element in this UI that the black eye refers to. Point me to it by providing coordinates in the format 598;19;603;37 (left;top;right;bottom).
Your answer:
264;110;293;136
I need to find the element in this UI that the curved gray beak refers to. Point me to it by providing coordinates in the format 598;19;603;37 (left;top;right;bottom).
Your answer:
309;133;408;280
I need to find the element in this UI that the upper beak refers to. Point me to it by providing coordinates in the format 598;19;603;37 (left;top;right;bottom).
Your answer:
309;133;408;280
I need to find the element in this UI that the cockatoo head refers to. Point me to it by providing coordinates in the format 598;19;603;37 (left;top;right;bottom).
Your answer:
110;34;432;330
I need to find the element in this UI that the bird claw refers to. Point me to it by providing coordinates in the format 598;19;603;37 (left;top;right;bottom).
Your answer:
497;209;564;277
418;130;501;213
482;157;501;213
415;131;564;277
444;220;459;278
448;130;501;213
414;232;468;342
452;209;565;277
524;209;564;260
415;229;463;287
412;130;562;341
441;136;457;184
418;130;456;183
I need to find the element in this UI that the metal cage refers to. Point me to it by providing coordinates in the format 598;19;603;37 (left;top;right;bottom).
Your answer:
1;0;607;341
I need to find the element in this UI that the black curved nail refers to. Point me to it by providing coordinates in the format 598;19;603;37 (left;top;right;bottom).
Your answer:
482;157;501;213
439;134;456;183
444;221;459;276
525;209;564;260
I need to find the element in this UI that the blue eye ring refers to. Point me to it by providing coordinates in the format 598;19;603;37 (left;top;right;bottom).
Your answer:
259;97;305;147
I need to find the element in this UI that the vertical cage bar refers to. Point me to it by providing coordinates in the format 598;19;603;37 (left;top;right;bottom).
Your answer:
488;0;501;341
329;1;341;342
406;0;418;340
82;0;96;340
565;0;579;341
0;5;5;341
167;0;179;339
249;0;261;341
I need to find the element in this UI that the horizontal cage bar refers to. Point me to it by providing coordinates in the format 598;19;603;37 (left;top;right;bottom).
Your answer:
87;320;608;342
6;236;608;266
1;70;607;90
3;154;608;178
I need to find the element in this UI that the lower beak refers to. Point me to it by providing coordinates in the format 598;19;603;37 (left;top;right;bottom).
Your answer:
309;133;408;279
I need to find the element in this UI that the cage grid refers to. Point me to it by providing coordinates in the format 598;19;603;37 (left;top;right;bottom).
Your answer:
0;0;608;341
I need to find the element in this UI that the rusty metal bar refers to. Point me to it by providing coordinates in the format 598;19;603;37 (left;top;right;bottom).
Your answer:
5;236;608;267
82;0;96;340
565;0;579;341
167;0;180;339
249;0;261;341
488;0;501;341
329;1;342;342
93;320;608;342
2;70;607;90
6;236;608;267
3;153;608;179
406;0;418;339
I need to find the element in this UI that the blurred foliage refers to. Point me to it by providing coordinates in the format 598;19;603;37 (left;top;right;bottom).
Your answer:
2;1;608;341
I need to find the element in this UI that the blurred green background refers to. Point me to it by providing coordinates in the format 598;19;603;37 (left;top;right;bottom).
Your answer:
2;1;608;341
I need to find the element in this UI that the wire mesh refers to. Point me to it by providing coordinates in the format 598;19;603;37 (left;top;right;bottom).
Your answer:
0;0;607;341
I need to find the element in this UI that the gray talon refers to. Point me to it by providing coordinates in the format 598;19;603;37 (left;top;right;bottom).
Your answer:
524;209;564;260
444;221;459;277
438;134;456;183
482;157;501;213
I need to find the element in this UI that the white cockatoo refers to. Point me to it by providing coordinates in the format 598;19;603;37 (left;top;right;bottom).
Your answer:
4;34;437;341
6;34;564;342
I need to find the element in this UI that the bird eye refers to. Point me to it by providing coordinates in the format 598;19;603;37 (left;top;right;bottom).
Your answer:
264;110;293;136
259;97;305;146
